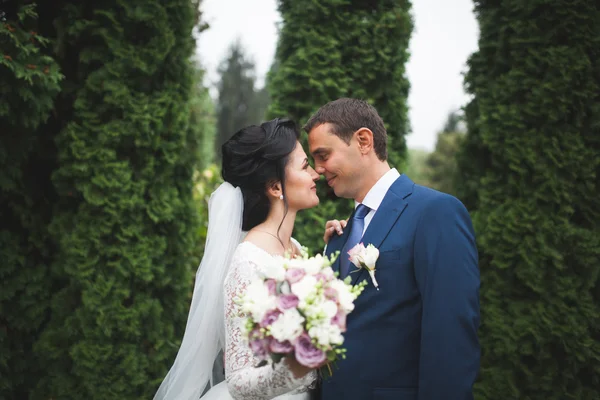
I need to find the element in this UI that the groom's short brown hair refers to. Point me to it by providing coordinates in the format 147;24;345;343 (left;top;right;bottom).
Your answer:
303;98;388;161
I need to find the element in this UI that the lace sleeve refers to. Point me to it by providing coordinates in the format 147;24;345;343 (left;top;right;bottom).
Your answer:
223;245;316;400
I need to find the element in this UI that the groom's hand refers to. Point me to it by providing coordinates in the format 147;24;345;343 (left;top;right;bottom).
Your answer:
323;219;347;243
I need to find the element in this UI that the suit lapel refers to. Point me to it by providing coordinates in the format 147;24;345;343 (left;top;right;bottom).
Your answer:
350;175;414;286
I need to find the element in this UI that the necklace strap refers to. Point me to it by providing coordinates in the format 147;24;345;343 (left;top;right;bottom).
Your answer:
255;229;294;254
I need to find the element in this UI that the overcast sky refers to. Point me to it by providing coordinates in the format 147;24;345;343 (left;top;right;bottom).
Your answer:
196;0;479;151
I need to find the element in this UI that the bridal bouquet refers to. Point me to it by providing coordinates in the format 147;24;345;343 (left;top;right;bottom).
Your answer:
236;248;366;371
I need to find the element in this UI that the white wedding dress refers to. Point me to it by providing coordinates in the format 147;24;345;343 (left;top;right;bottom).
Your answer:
201;241;317;400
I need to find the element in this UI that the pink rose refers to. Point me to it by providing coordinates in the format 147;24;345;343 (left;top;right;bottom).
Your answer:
249;327;261;339
324;287;338;301
269;339;294;354
347;243;365;267
277;294;299;311
249;330;270;360
294;333;326;368
286;268;305;284
331;310;347;331
260;309;282;327
250;338;270;360
265;279;277;295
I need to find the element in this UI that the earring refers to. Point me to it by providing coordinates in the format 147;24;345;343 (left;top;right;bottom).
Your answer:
279;194;284;200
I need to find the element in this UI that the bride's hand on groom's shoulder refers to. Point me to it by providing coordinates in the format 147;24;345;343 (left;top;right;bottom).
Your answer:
324;219;348;244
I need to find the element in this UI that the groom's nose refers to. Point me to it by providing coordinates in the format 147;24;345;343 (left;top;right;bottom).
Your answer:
310;168;319;181
315;165;326;175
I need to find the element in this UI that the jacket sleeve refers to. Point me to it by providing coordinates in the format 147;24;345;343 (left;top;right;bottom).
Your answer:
413;194;481;400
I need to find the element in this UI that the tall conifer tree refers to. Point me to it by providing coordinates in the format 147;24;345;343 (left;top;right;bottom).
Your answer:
215;40;265;160
16;1;203;398
267;0;413;251
0;4;63;397
458;1;600;398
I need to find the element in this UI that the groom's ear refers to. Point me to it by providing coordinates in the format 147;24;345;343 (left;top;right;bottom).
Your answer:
356;128;374;155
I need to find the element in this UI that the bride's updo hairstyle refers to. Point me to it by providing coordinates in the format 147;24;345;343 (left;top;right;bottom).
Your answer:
221;118;300;231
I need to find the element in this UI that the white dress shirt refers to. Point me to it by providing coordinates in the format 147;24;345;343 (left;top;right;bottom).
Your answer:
356;168;400;235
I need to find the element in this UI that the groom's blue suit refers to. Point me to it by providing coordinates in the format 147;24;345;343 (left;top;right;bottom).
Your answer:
320;174;480;400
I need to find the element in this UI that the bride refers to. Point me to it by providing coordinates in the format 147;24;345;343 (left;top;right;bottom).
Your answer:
154;118;328;400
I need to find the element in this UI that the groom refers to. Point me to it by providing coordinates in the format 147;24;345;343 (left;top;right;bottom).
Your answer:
306;98;480;400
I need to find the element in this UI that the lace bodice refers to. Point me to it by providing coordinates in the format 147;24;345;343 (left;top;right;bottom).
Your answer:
223;241;317;399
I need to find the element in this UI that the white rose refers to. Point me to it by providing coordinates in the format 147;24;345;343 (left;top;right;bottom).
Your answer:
302;298;337;321
302;298;337;326
361;244;380;270
286;258;304;270
330;280;355;313
241;279;277;321
301;297;320;319
260;257;286;281
322;300;338;319
269;308;305;342
308;323;344;347
320;266;335;280
291;275;318;301
302;254;324;275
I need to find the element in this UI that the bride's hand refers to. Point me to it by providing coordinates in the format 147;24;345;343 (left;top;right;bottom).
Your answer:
323;219;348;244
284;356;312;379
285;356;328;379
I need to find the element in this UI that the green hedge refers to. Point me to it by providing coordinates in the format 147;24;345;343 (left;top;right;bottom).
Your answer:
459;1;600;398
267;0;413;252
0;5;63;398
1;1;203;398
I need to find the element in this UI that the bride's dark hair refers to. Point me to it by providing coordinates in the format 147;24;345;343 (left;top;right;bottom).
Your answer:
221;118;300;231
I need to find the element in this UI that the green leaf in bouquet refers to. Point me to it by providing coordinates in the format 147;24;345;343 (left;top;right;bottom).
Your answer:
326;350;338;362
270;353;285;366
255;360;269;368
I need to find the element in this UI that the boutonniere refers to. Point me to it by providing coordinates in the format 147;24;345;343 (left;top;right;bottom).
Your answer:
347;243;380;290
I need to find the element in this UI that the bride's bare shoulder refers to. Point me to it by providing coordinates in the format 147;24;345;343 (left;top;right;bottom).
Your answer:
241;230;282;256
232;241;271;263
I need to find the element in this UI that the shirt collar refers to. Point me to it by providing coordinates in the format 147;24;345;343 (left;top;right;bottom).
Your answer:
355;168;401;212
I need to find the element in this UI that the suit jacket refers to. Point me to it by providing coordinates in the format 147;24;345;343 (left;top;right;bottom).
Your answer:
319;174;480;400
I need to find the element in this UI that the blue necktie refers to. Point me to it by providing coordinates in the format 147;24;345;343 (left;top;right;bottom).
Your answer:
339;204;371;278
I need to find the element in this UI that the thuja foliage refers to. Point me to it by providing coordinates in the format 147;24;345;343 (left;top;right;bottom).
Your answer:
2;1;204;398
267;0;413;251
459;1;600;398
0;4;63;398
